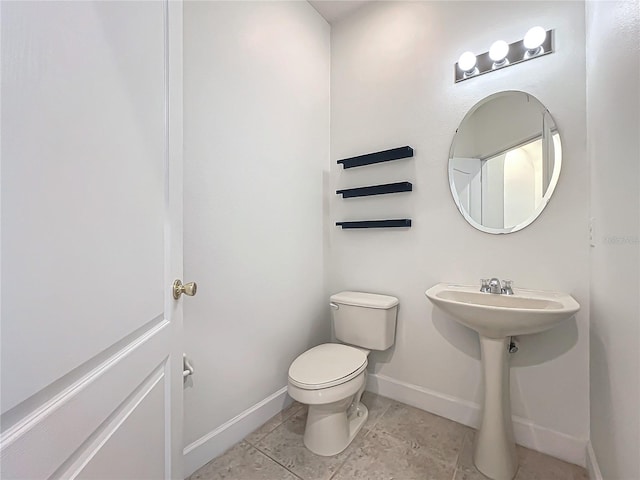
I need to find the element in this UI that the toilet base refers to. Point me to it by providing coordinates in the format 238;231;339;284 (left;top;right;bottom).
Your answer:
287;362;369;456
304;401;368;456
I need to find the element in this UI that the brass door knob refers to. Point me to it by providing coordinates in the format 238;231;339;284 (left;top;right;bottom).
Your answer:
173;279;197;299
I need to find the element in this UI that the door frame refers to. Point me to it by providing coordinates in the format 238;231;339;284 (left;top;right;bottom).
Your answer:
166;1;184;478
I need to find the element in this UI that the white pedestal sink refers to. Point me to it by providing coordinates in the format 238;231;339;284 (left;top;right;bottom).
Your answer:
425;283;580;480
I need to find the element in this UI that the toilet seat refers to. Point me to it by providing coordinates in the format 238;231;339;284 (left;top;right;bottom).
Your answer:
288;343;367;390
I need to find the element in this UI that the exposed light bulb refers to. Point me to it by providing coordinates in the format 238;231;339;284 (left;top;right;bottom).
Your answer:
523;26;546;58
458;51;477;73
489;40;509;63
524;26;546;50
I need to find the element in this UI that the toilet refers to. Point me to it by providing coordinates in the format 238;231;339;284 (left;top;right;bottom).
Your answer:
287;291;398;456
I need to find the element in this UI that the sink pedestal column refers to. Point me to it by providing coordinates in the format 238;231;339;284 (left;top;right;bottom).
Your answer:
474;336;518;480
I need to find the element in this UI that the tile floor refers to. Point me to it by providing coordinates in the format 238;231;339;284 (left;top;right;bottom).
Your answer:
188;392;588;480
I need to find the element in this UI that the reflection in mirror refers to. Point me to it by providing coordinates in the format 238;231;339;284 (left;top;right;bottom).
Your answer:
449;91;561;234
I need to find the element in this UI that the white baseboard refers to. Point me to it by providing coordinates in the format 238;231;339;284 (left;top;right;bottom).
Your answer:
586;441;603;480
182;386;291;478
182;374;589;477
367;373;587;467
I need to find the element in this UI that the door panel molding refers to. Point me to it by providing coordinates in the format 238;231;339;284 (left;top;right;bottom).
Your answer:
1;313;166;432
53;364;166;480
0;322;170;479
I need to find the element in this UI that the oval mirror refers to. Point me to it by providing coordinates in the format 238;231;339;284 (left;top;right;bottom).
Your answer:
449;91;562;234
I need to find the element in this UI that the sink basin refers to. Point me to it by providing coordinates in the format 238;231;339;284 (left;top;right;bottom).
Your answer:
425;283;580;338
425;282;580;480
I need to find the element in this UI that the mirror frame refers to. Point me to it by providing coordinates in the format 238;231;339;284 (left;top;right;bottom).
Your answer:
448;91;562;234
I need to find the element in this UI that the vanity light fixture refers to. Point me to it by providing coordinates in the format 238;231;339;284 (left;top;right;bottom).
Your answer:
455;27;553;82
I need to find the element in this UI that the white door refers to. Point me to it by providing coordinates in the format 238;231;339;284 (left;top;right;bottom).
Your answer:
0;1;184;478
451;157;483;223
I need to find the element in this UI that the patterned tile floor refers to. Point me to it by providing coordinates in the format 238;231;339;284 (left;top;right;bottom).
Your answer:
188;392;588;480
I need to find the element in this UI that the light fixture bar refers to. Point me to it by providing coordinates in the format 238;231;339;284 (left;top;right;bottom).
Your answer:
454;29;554;83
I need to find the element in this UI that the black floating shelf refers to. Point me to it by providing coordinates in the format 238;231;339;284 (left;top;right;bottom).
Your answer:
337;146;413;169
336;219;412;229
336;181;412;199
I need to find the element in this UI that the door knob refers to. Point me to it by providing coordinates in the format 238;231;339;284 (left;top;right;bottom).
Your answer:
173;279;197;299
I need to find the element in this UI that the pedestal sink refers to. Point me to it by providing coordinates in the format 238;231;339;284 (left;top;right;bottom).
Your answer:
425;283;580;480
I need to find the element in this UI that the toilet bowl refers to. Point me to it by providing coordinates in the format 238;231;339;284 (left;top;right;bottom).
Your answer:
288;343;369;456
287;291;398;456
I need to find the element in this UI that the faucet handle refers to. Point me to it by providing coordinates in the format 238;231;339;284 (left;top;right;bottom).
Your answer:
480;279;490;292
501;280;514;295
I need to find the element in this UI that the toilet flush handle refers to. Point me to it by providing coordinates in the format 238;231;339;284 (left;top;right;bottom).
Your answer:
330;303;339;310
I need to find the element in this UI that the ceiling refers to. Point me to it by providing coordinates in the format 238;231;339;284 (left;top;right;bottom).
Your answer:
308;1;371;24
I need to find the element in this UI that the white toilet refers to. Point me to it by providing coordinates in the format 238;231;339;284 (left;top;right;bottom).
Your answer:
287;291;398;456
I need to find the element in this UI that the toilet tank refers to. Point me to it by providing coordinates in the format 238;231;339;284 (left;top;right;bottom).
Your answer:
330;291;399;351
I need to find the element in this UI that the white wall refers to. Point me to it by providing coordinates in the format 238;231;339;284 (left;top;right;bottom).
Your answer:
330;1;589;465
458;93;545;159
182;0;330;473
586;1;640;478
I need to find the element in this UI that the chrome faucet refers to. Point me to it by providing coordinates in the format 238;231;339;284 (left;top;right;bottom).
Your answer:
480;278;514;295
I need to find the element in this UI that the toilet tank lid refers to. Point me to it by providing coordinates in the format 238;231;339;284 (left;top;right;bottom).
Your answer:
331;291;399;309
